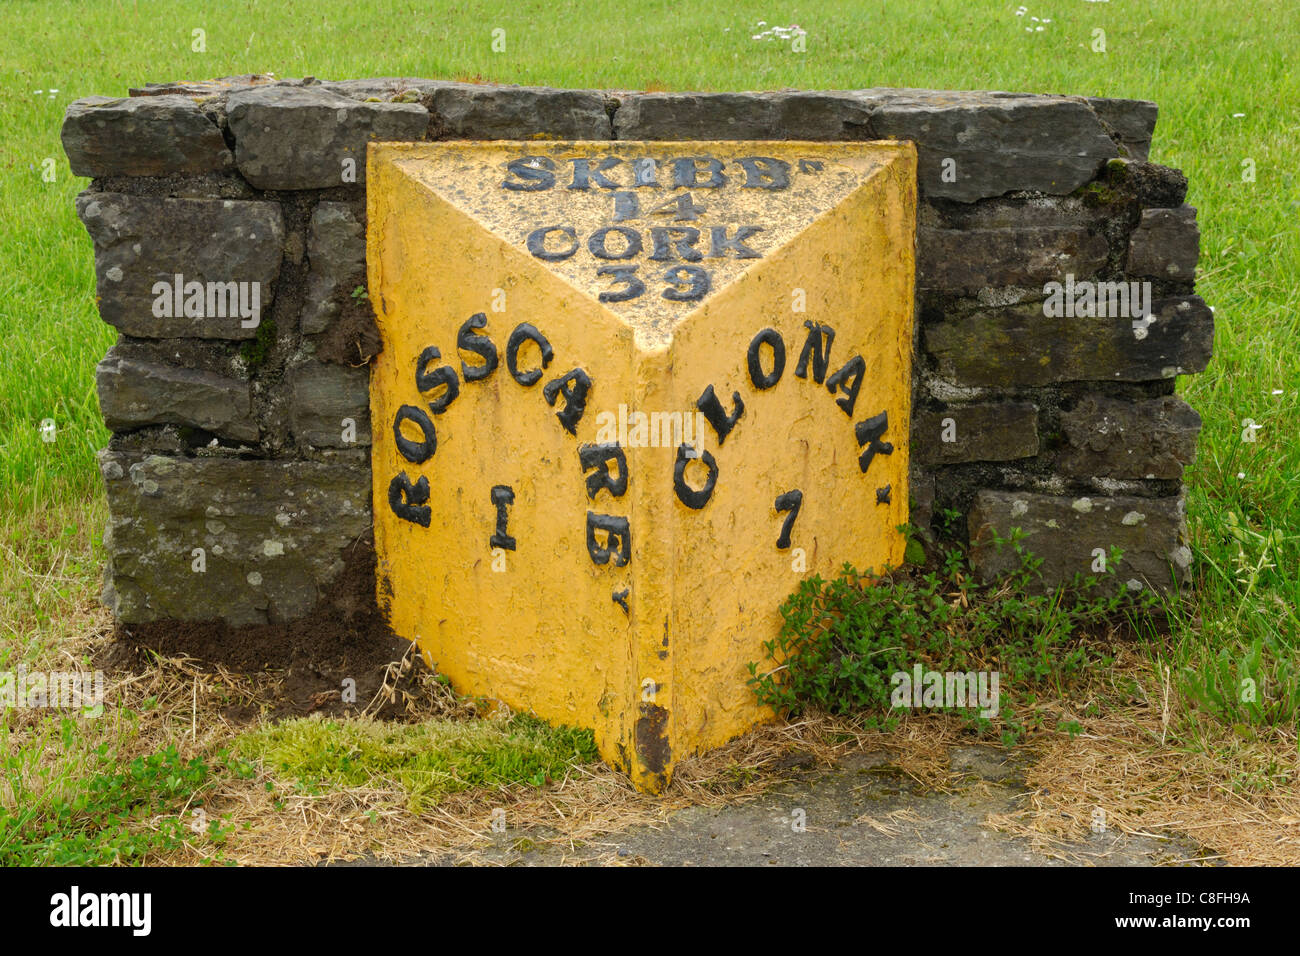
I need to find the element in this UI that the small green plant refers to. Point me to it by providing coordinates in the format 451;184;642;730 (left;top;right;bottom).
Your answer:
0;744;217;866
747;531;1154;742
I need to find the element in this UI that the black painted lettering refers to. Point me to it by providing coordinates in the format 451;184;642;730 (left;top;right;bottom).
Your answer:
505;323;554;387
661;264;710;301
747;328;786;389
671;157;726;189
392;404;436;464
774;490;803;549
708;225;763;259
597;265;645;303
526;225;579;261
543;368;593;434
502;156;555;191
388;471;431;527
673;443;718;510
612;191;640;221
647;192;706;221
490;485;517;551
457;312;499;382
587;512;631;567
588;225;643;261
578;442;628;499
569;157;622;190
696;384;744;445
825;355;865;417
794;321;835;384
414;345;460;413
649;226;703;262
736;156;791;190
632;157;658;187
855;410;894;473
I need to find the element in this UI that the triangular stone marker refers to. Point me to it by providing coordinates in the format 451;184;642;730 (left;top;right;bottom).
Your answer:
368;141;917;792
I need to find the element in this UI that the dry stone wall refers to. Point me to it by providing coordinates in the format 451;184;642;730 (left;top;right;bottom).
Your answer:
61;76;1209;626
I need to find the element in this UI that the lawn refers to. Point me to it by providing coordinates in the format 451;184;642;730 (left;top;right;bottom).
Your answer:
1;0;1297;864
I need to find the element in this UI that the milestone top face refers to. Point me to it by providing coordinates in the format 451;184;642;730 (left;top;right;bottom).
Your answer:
384;141;892;346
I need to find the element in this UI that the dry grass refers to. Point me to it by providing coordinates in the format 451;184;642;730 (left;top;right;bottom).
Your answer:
985;648;1300;867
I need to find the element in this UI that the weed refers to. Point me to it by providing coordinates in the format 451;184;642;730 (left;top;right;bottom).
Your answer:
748;532;1154;743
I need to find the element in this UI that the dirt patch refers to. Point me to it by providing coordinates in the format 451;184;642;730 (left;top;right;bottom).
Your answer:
314;294;381;367
96;531;421;720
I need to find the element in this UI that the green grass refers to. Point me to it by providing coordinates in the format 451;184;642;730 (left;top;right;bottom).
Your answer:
236;713;599;812
1;0;1297;857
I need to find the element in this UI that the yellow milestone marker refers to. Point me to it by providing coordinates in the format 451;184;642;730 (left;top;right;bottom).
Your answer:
368;140;917;792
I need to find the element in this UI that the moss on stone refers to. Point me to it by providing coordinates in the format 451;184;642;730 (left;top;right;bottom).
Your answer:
239;318;277;367
1078;180;1121;208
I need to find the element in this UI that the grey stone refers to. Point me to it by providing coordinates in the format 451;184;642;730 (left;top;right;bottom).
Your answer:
909;468;936;537
75;192;283;340
97;352;257;443
924;295;1214;387
99;451;370;626
129;75;287;97
918;226;1108;295
1109;160;1188;208
871;93;1118;202
912;402;1039;465
612;91;873;140
1058;395;1201;480
1087;97;1157;161
227;85;428;189
288;361;371;448
1127;205;1199;280
302;202;366;335
968;489;1190;592
928;194;1099;231
62;95;234;178
323;78;450;102
430;84;610;139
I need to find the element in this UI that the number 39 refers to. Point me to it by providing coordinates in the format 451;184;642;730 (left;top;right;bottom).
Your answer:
597;265;711;303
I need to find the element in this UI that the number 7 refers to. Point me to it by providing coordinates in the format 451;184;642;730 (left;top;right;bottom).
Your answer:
774;490;803;550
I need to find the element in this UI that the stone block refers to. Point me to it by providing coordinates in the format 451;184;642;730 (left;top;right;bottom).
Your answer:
227;85;428;189
1057;394;1201;479
871;92;1118;201
918;225;1108;295
302;202;366;335
431;84;611;139
612;91;873;140
97;351;257;442
924;295;1214;387
1127;205;1199;280
1087;97;1157;160
62;95;234;178
75;192;284;340
99;451;371;626
912;402;1039;465
969;489;1190;591
288;361;371;448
